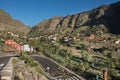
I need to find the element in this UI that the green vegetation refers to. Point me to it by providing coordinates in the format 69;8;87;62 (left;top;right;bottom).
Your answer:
12;58;20;64
27;33;120;80
19;51;46;76
20;51;38;67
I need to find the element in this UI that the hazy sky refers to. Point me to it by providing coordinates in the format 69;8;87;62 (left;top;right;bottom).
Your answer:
0;0;119;26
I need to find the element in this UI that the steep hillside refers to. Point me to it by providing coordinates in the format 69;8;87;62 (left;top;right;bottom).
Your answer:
0;9;31;35
29;1;120;37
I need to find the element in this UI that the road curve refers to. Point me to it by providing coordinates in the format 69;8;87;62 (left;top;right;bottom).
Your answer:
32;55;85;80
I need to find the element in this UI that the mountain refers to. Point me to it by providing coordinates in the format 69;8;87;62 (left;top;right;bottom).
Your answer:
29;1;120;38
0;9;31;35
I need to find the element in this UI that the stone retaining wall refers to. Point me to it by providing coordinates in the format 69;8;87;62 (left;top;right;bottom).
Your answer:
0;58;13;80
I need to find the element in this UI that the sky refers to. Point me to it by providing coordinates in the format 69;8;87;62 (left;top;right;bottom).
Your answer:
0;0;119;27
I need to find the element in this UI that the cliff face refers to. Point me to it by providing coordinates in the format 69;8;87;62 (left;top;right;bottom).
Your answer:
0;9;31;35
29;1;120;37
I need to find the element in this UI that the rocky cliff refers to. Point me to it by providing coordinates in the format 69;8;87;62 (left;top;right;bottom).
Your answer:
29;1;120;37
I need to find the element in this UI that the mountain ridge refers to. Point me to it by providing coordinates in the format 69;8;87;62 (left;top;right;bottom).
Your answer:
29;1;120;37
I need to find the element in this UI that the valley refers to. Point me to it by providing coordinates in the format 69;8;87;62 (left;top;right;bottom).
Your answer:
0;1;120;80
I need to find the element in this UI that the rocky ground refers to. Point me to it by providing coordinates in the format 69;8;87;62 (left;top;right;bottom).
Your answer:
13;58;47;80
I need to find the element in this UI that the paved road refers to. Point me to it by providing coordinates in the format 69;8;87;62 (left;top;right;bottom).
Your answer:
32;55;85;80
0;55;85;80
0;56;11;71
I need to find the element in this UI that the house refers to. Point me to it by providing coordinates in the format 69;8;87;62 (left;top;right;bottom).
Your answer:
4;40;22;53
21;44;33;53
48;35;57;43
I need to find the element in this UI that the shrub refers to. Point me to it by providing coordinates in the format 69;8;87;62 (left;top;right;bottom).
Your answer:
12;58;20;64
20;51;38;67
58;49;68;57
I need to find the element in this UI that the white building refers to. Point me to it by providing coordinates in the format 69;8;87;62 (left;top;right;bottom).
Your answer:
22;44;33;53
